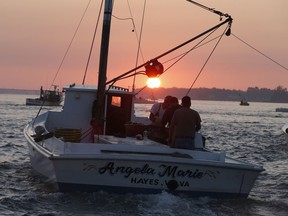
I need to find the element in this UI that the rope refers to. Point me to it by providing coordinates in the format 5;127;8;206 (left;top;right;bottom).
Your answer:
232;33;288;72
81;127;94;140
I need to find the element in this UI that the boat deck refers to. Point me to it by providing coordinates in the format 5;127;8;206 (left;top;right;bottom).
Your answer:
96;135;169;147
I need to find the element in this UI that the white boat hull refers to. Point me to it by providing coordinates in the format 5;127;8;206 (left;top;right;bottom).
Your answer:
53;157;260;198
26;98;62;106
25;131;56;182
24;123;263;198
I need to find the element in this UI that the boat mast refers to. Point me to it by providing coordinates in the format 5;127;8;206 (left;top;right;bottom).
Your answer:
94;0;114;133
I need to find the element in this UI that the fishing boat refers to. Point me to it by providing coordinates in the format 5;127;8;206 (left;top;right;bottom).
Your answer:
240;100;249;106
134;96;156;104
26;85;63;106
24;0;263;198
275;107;288;112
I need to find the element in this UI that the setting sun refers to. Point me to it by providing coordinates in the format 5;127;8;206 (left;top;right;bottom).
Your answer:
147;78;161;88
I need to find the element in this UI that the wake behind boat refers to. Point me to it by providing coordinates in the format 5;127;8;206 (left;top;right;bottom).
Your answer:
26;85;63;106
24;0;263;198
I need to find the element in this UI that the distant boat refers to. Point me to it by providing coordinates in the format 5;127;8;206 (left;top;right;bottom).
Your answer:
240;100;249;106
276;108;288;112
26;85;63;106
134;96;156;104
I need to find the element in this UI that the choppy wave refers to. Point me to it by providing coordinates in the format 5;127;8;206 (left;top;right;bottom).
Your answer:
0;94;288;216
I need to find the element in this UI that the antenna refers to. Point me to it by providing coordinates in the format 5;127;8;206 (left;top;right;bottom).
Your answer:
186;0;231;18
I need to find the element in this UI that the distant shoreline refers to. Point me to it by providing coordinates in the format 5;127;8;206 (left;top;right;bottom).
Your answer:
1;86;288;103
0;88;39;95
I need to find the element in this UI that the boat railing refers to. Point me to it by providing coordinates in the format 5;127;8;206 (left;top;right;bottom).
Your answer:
58;137;226;162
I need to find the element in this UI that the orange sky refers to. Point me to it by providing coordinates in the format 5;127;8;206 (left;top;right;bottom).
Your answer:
0;0;287;91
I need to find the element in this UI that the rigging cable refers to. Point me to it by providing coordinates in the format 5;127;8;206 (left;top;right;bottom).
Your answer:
135;27;224;96
52;0;94;87
187;2;288;77
186;0;230;18
183;0;233;95
33;0;94;126
186;24;230;95
232;33;288;72
82;0;104;84
110;1;146;92
116;0;146;63
106;13;232;91
164;27;220;78
131;0;146;92
126;0;146;64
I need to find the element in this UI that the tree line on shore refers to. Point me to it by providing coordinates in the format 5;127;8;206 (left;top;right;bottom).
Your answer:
1;85;288;103
136;86;288;103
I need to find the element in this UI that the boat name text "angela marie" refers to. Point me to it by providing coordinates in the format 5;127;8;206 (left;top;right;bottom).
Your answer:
84;162;218;179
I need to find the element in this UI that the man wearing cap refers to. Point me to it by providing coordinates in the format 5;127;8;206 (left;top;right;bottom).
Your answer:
168;96;201;149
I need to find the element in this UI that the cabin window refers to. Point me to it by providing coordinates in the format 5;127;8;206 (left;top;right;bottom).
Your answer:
111;96;121;107
106;94;133;135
